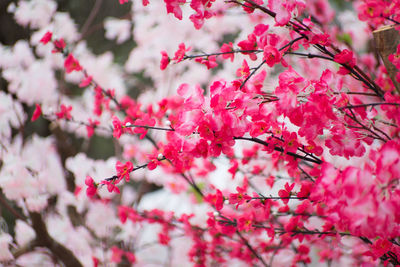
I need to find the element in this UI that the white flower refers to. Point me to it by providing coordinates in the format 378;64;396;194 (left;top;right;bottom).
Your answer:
53;12;79;43
104;18;132;44
0;92;25;140
15;220;36;247
3;61;58;106
0;233;14;262
12;0;57;29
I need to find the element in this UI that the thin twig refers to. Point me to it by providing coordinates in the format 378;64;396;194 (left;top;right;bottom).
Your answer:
183;49;262;60
80;0;103;39
339;102;400;109
0;193;27;222
234;136;323;164
236;231;270;267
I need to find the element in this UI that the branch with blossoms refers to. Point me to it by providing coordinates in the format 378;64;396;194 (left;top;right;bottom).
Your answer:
180;36;304;65
339;102;400;109
234;137;322;165
40;34;214;211
85;156;166;197
117;204;347;267
161;2;395;150
35;35;321;186
3;0;400;266
32;105;176;139
218;218;351;237
116;201;400;266
230;0;386;99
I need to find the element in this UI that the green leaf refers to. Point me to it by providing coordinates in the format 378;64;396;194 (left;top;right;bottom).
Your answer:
337;33;353;46
187;182;205;203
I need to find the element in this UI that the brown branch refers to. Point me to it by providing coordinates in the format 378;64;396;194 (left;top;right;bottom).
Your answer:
29;212;83;267
183;49;263;60
80;0;104;39
236;231;270;267
234;136;323;164
338;102;400;110
0;193;27;222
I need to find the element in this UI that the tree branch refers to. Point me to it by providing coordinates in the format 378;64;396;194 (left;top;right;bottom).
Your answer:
29;212;83;267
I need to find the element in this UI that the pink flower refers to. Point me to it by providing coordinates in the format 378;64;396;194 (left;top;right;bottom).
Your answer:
205;189;224;211
173;42;191;62
86;119;99;138
110;246;124;263
195;55;218;69
221;42;234;62
119;0;129;4
310;33;331;46
52;38;66;53
229;186;251;209
236;59;250;78
295;199;311;214
158;231;171;245
110;246;136;263
85;176;97;198
31;104;42;121
304;140;323;156
368;238;392;260
278;182;295;204
389;52;400;68
214;189;224;211
100;180;120;194
147;158;159;170
238;33;257;51
282;131;298;153
284;216;303;232
55;104;72;120
64;54;82;73
118;206;132;223
92;257;99;267
254;23;269;36
160;51;170;70
249;121;269;137
334;49;356;74
237;213;254;232
74;186;82;197
165;0;186;20
268;0;291;26
39;31;52;44
189;1;213;29
133;114;156;139
112;116;123;139
116;161;133;182
228;160;239;179
297;181;313;198
94;86;104;116
325;129;366;159
193;139;208;158
358;0;383;21
263;46;281;67
241;0;263;13
238;33;257;60
79;75;93;88
125;251;136;263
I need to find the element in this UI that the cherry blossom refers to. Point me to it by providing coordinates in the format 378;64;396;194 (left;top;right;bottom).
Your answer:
31;104;42;121
1;0;400;266
64;54;82;73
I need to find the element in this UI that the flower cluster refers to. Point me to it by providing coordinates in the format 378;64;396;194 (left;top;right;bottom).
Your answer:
0;0;399;266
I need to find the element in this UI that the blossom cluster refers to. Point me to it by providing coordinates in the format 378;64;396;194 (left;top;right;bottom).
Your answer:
0;0;399;266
